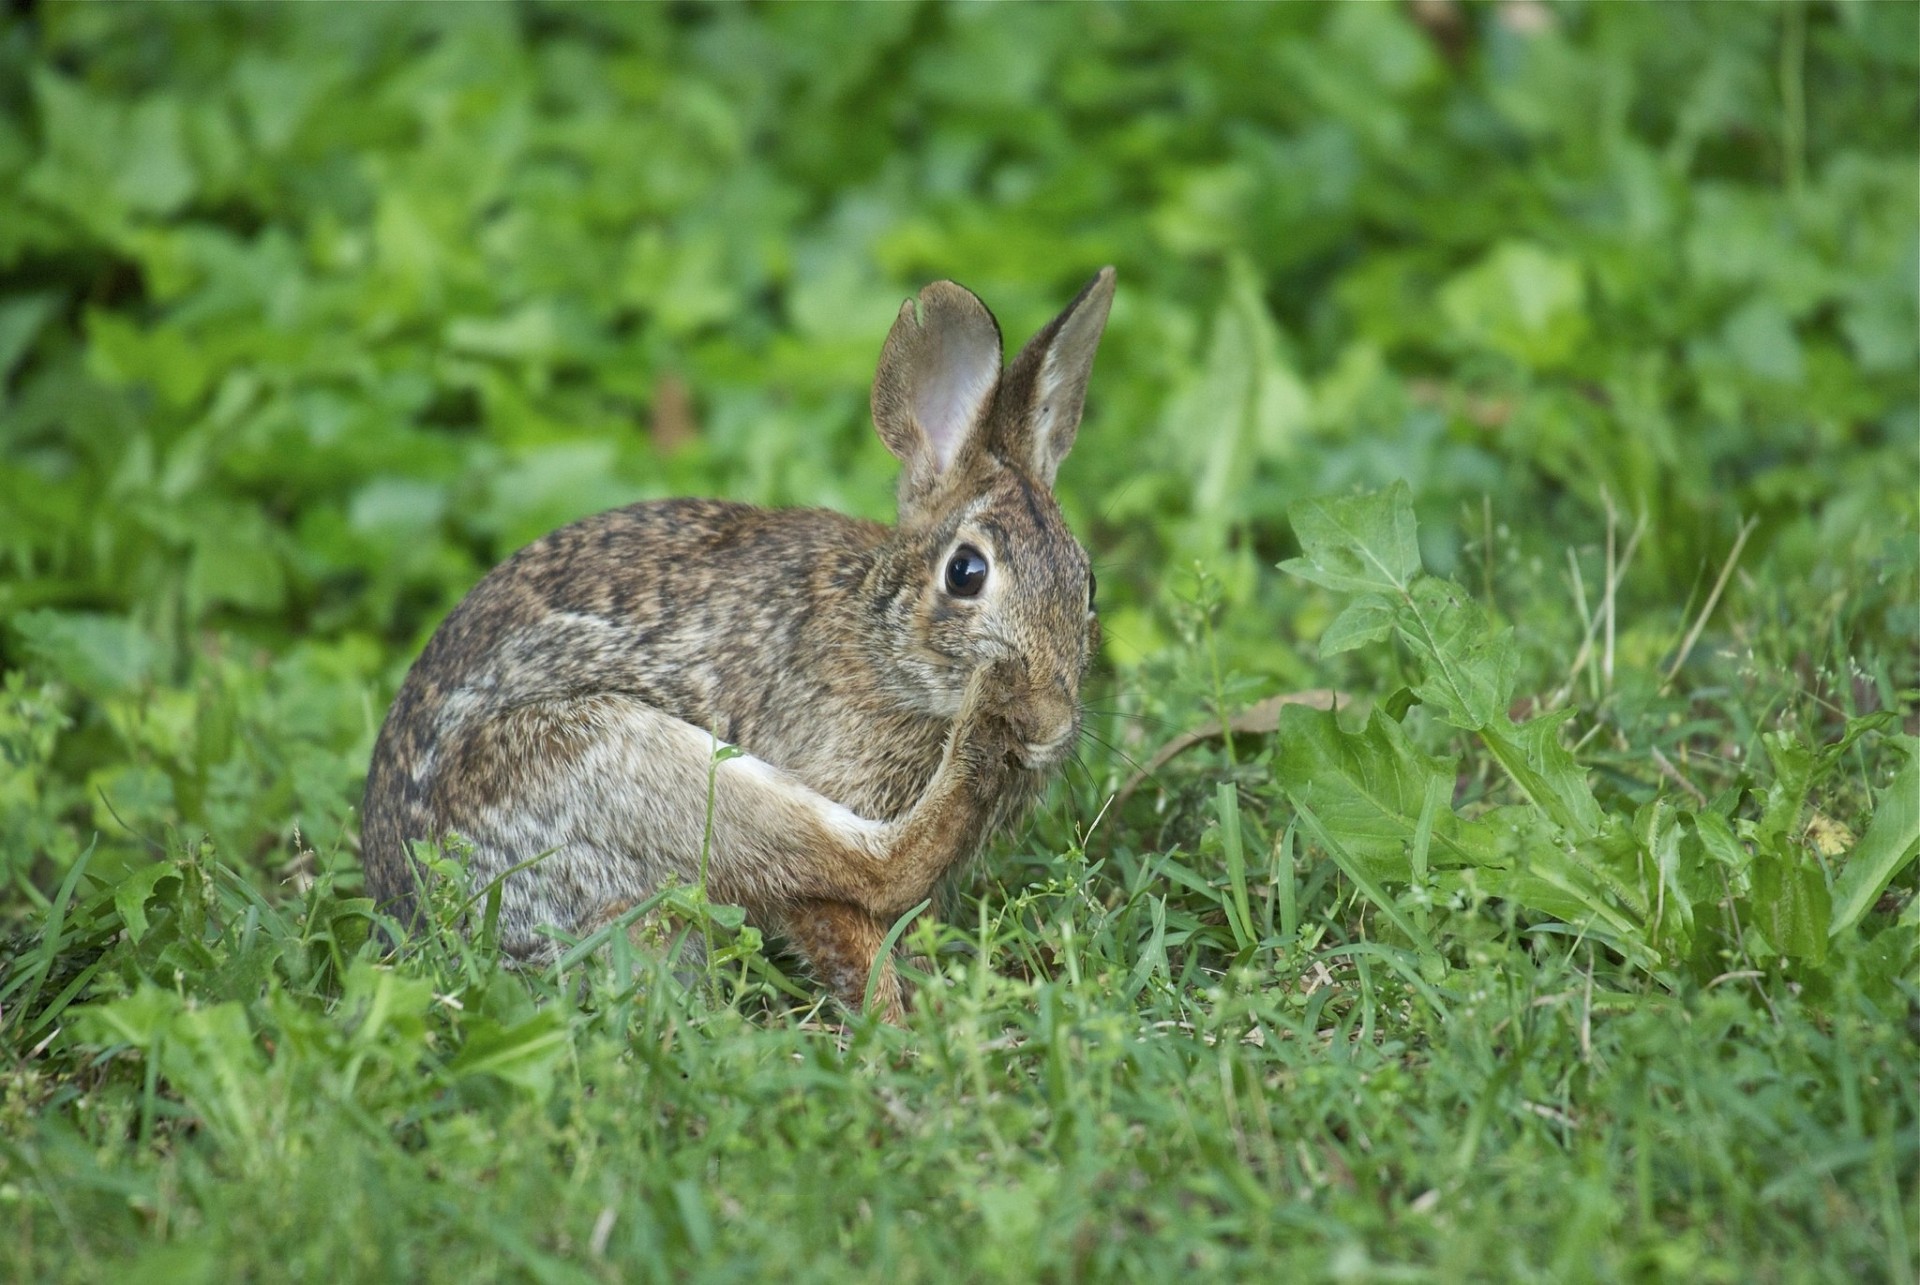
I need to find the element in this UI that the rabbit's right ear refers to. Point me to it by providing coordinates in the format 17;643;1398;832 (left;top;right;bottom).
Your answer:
871;281;1004;503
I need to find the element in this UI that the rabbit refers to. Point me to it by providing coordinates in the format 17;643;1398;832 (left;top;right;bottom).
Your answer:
361;267;1115;1020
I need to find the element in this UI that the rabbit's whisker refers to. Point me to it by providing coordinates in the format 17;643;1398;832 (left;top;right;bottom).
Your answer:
1076;727;1161;795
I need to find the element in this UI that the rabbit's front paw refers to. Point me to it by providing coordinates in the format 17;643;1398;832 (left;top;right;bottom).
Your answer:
959;657;1078;771
948;662;1024;775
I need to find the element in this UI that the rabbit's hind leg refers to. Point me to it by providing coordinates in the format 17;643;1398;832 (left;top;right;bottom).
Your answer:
779;901;904;1022
438;684;1017;976
438;693;900;938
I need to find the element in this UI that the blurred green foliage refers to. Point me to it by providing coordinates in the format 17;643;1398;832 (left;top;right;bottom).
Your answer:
1;1;1913;881
1;3;1917;1277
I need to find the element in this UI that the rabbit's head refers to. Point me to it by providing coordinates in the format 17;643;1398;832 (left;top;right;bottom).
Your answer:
866;269;1115;768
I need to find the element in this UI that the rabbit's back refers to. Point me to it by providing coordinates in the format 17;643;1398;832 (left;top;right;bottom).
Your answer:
361;497;950;924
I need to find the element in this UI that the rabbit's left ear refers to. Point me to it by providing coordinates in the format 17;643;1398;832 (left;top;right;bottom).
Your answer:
871;281;1004;502
995;267;1115;489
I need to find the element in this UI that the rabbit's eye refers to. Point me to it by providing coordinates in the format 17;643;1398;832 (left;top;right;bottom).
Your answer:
1087;570;1097;611
944;545;989;597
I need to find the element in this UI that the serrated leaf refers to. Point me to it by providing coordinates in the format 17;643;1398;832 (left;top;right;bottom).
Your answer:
1480;711;1605;841
1399;577;1516;732
113;860;179;944
1319;594;1396;656
1274;702;1501;882
1280;480;1421;596
1830;737;1920;937
1635;798;1693;949
1453;818;1659;971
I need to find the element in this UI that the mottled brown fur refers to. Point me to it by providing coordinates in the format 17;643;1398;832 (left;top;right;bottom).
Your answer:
361;270;1116;1017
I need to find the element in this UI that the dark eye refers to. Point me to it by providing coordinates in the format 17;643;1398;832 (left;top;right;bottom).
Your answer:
1087;569;1097;610
944;544;989;597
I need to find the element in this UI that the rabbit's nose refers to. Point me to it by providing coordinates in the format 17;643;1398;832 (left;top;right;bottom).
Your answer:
1018;720;1077;768
1013;687;1078;768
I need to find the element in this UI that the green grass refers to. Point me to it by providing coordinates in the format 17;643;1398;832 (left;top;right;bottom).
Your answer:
2;3;1916;1280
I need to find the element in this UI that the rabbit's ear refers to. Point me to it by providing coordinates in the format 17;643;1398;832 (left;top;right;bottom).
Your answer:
996;267;1115;489
871;281;1004;497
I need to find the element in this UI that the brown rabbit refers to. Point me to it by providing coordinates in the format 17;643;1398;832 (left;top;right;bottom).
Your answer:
361;268;1115;1019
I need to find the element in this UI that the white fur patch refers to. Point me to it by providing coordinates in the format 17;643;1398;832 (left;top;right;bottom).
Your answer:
720;743;885;849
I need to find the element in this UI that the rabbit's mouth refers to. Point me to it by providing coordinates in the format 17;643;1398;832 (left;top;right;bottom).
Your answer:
1015;721;1079;769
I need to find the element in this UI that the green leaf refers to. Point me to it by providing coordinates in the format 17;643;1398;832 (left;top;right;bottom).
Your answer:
1216;783;1255;952
863;897;931;1017
1721;300;1804;385
1635;798;1693;950
8;610;160;697
1163;256;1312;545
1290;797;1437;960
1755;731;1814;848
1438;240;1588;369
1751;847;1831;964
77;982;181;1048
26;73;197;224
1830;738;1920;937
0;292;60;388
1692;811;1750;872
1280;480;1421;596
1398;577;1516;732
338;960;433;1052
80;989;266;1157
1274;702;1502;881
113;860;180;944
446;1008;571;1098
1480;711;1605;842
1319;594;1396;656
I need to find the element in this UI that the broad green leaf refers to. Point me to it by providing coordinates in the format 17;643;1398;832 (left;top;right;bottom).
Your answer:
77;982;181;1048
1830;738;1920;937
1319;594;1395;656
1459;862;1658;972
1721;299;1805;385
1274;702;1502;880
8;610;160;697
1751;847;1831;964
1692;810;1750;872
338;961;433;1052
1164;257;1312;547
446;1009;570;1098
1398;577;1516;732
81;989;266;1157
1280;480;1421;596
26;73;197;223
1290;798;1436;959
187;526;288;617
1438;240;1588;369
1480;711;1605;842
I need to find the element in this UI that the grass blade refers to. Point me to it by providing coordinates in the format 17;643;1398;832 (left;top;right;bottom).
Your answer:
1290;798;1435;959
1830;741;1920;937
